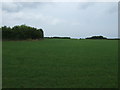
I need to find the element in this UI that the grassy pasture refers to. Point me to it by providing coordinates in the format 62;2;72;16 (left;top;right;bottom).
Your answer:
2;39;118;88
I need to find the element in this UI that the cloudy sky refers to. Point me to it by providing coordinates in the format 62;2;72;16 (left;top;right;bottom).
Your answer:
1;2;118;38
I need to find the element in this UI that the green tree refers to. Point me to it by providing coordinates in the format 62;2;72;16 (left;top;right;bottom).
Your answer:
2;25;44;40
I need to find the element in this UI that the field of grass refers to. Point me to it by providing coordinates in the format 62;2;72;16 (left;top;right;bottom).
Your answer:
2;39;118;88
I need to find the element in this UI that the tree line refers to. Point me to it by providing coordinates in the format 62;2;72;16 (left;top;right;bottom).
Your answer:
1;25;44;40
45;36;107;39
0;24;109;40
45;37;71;39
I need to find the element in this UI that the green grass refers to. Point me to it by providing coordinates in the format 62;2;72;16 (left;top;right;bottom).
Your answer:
2;39;118;88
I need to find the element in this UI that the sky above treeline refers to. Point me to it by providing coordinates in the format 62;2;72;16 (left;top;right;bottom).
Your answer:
1;2;118;38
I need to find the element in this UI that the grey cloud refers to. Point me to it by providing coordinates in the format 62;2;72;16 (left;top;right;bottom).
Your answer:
2;2;21;12
2;2;44;12
107;3;118;14
78;2;95;10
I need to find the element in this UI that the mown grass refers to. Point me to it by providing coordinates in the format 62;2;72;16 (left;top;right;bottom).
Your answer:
2;39;118;88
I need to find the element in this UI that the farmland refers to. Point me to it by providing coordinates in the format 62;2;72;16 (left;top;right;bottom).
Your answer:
2;39;118;88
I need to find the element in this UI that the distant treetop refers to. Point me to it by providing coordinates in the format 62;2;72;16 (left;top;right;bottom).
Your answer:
86;36;107;39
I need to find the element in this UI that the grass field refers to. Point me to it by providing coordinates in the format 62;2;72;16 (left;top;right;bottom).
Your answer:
2;39;118;88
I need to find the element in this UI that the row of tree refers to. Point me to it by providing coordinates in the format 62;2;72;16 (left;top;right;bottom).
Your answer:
1;25;44;40
45;37;71;39
45;36;107;39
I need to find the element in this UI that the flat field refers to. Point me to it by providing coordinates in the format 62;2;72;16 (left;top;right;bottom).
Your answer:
2;39;118;88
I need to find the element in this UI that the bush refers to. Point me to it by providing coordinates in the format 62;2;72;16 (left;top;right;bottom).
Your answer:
86;36;107;39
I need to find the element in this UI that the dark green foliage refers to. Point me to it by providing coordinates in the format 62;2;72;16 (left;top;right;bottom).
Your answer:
53;37;70;39
0;27;2;40
44;37;70;39
86;36;107;39
2;25;44;40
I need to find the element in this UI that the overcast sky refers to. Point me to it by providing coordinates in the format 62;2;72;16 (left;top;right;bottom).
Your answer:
1;2;118;38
